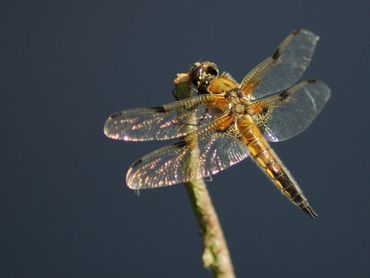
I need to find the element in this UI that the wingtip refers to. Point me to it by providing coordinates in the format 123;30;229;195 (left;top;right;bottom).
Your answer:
103;127;120;140
293;28;320;42
103;124;111;138
103;117;115;139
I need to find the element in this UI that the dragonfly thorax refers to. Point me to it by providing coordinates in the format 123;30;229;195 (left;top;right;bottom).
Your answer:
226;90;249;116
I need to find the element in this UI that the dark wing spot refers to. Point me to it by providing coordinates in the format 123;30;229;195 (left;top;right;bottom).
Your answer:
174;141;187;148
279;90;290;100
131;158;143;168
214;128;225;133
272;48;281;60
110;111;123;119
262;107;269;114
150;106;167;113
292;29;301;35
307;79;316;83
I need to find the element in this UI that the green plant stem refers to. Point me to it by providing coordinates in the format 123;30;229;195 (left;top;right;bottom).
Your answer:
173;78;235;278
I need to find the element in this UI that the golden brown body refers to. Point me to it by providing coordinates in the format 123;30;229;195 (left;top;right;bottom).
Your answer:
205;76;318;218
237;115;317;217
104;29;331;218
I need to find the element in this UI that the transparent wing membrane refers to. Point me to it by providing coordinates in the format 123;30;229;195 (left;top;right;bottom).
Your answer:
103;29;331;204
241;29;319;100
253;80;331;142
126;115;249;189
104;94;228;141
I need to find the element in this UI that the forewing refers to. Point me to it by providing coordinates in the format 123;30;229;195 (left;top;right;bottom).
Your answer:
253;80;331;142
240;29;319;100
126;115;249;189
104;94;228;141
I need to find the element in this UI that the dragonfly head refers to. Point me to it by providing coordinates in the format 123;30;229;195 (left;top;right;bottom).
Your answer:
189;61;219;89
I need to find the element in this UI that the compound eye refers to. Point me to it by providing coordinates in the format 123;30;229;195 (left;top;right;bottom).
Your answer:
206;66;218;77
190;62;201;71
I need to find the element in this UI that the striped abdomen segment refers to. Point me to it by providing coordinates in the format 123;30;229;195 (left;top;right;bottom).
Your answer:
237;116;318;218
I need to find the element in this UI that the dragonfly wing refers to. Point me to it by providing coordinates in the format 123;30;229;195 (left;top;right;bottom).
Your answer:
104;94;228;141
240;29;319;100
126;115;249;189
253;80;331;142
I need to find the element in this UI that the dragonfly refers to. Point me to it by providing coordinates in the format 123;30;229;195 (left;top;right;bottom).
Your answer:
104;29;330;218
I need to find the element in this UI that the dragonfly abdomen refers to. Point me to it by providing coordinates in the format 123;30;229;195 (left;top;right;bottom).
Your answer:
238;116;318;218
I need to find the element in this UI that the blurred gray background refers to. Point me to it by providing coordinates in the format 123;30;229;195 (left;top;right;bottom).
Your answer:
1;0;369;277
